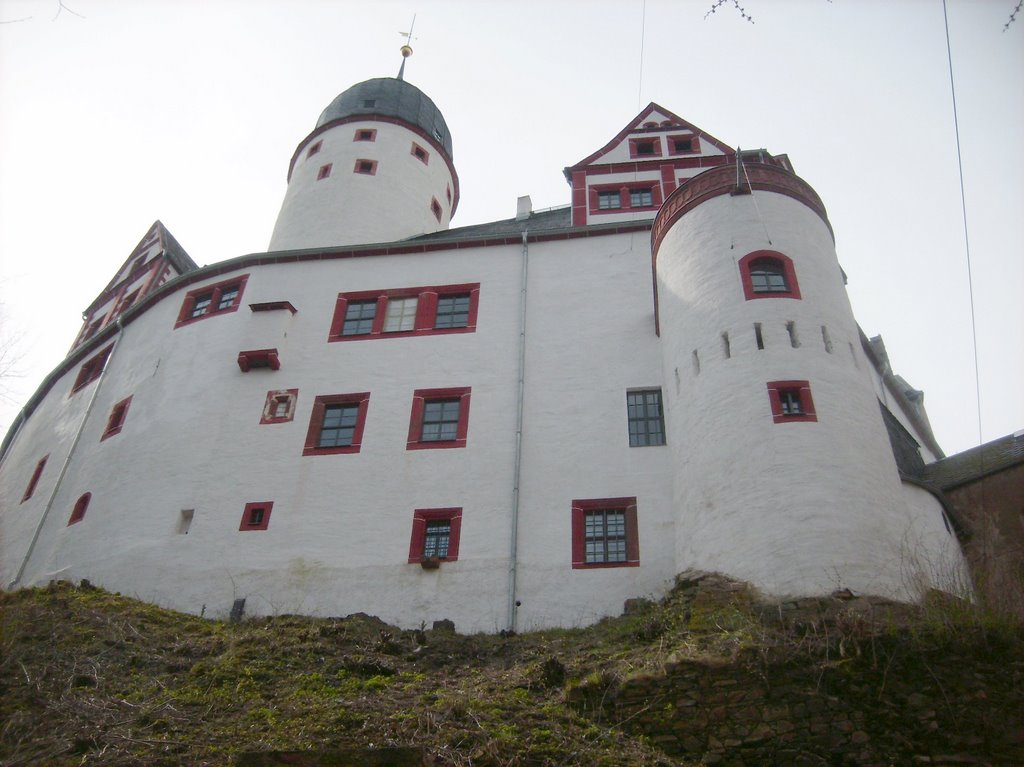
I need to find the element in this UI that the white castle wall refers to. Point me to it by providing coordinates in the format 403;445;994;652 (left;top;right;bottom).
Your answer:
269;119;454;251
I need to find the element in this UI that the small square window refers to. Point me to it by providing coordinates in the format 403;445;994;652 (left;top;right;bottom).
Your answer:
175;276;249;328
630;188;654;208
362;99;376;108
430;197;443;222
71;345;113;395
307;140;322;158
239;501;273;531
767;380;817;423
668;134;701;156
303;393;370;456
354;129;377;142
571;497;639;569
260;389;298;424
101;395;133;441
354;159;378;175
384;296;418;332
408;507;463;563
407;387;471;450
627;390;665;447
411;142;429;165
68;492;91;526
598;191;621;210
629;137;663;159
434;294;470;329
342;299;377;336
317;164;332;180
21;455;48;503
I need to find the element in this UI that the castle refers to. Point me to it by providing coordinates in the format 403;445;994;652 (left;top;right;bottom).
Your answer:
0;75;968;633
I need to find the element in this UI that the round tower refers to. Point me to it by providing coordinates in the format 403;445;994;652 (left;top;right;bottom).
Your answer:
653;163;927;600
269;77;459;251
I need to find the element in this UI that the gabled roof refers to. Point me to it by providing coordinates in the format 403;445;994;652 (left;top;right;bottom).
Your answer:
564;102;734;178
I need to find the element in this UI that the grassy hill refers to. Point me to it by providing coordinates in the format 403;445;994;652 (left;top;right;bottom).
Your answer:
2;575;1021;766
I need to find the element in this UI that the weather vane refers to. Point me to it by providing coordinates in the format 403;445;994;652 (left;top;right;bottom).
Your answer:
398;14;417;80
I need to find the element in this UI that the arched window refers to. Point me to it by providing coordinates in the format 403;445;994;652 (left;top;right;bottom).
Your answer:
738;250;801;300
68;493;91;526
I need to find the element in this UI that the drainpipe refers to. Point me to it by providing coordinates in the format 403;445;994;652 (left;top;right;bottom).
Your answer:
10;317;126;588
507;230;530;632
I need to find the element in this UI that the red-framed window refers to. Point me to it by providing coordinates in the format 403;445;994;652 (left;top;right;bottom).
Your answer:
302;392;370;456
628;137;662;159
667;134;701;156
237;348;281;372
328;283;480;343
588;182;663;216
101;395;133;441
446;184;452;203
21;455;48;503
317;163;332;180
571;497;640;569
239;501;273;531
354;159;378;175
738;251;801;301
408;507;463;563
430;197;443;222
70;345;113;395
354;128;377;142
260;388;298;424
307;140;322;158
68;492;91;526
407;387;471;450
766;380;817;423
411;142;430;165
175;275;249;329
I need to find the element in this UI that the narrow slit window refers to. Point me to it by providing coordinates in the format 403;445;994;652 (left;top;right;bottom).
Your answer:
692;349;701;375
722;331;731;359
178;509;194;534
68;493;91;525
786;321;799;348
821;326;834;353
755;323;764;350
22;455;48;502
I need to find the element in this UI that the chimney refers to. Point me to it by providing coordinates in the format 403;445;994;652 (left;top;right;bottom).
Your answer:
516;195;532;221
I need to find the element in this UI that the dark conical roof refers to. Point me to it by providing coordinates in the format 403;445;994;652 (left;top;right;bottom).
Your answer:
317;78;453;160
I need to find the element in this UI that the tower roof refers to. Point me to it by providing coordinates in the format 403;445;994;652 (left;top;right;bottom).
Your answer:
317;77;453;160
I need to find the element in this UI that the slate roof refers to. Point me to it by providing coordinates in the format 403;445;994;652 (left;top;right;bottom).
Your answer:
917;432;1024;490
409;206;573;242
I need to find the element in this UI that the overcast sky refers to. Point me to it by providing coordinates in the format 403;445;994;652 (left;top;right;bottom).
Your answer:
0;0;1021;457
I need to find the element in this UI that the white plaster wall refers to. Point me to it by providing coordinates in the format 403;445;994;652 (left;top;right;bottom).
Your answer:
655;191;940;600
897;482;972;597
269;120;454;251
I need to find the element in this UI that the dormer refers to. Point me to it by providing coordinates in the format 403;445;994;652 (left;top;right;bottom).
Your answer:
70;221;197;353
563;104;787;228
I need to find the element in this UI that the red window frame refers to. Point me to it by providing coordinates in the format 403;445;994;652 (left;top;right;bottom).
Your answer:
667;134;701;156
766;380;817;423
628;137;662;159
237;348;281;372
239;501;273;531
354;159;378;175
571;497;640;569
307;140;322;158
738;251;801;301
302;392;371;456
70;345;113;395
430;197;442;222
317;163;332;180
174;275;249;329
68;492;91;526
588;182;663;216
407;507;463;563
21;455;48;503
407;387;471;450
411;142;430;165
100;395;133;441
354;128;377;142
328;283;481;343
260;388;298;424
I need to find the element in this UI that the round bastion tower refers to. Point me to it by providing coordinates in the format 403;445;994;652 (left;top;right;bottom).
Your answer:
653;164;950;600
269;77;458;251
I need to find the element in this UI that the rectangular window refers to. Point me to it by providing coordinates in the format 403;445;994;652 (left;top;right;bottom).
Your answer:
307;140;322;157
101;395;133;441
329;283;480;342
408;507;462;563
303;393;370;456
384;296;418;332
767;380;818;424
21;455;48;503
239;501;273;531
598;191;621;210
407;387;471;450
354;129;377;142
627;390;665;447
630;188;653;208
68;492;91;526
411;142;429;165
430;197;443;222
71;345;113;395
260;388;298;424
354;159;378;175
175;275;249;328
668;134;701;156
434;294;471;329
317;163;332;180
629;138;662;158
571;497;639;569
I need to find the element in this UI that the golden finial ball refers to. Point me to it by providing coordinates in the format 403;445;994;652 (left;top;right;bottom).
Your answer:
400;45;413;58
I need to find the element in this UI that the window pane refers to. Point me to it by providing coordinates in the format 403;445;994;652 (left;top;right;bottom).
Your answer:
423;520;451;558
435;294;471;329
421;399;460;441
627;390;666;447
630;189;653;207
598;191;621;210
318;404;359;447
190;294;212;318
749;259;789;292
384;296;418;332
343;300;377;335
217;287;239;310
